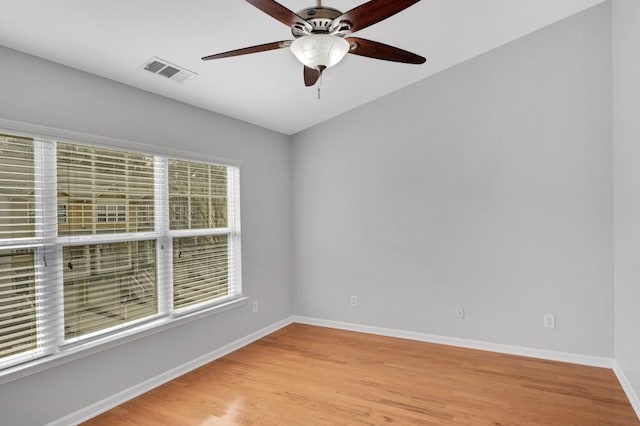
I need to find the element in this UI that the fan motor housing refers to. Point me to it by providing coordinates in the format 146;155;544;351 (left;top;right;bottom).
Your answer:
292;6;343;37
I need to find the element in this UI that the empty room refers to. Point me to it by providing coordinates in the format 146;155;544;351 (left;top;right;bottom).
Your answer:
0;0;639;424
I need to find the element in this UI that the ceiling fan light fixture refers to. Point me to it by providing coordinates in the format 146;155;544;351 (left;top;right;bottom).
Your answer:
290;34;350;70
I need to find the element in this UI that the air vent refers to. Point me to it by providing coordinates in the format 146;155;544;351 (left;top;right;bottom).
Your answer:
158;66;180;79
144;60;165;73
141;57;197;83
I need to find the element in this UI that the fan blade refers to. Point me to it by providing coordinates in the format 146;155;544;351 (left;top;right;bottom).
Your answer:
346;37;426;64
246;0;312;32
202;41;291;60
332;0;420;34
304;66;321;87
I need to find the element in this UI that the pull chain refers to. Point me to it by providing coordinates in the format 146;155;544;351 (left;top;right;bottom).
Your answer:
317;71;323;100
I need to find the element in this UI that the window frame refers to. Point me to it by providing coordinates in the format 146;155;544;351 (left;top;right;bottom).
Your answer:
0;120;245;384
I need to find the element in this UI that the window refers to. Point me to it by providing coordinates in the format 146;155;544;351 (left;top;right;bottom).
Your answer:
63;241;156;340
96;204;127;223
0;134;38;362
57;204;67;224
57;143;158;341
173;235;230;309
0;132;241;372
169;159;239;311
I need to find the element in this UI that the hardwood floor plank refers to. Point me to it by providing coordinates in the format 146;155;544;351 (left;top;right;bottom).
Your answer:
83;324;639;425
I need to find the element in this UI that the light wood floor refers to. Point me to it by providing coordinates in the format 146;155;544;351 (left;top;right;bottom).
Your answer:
84;323;639;425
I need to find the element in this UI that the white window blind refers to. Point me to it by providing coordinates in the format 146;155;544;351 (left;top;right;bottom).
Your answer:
57;142;155;235
0;132;242;372
56;143;159;342
0;249;37;359
168;159;241;311
0;134;42;364
0;134;35;239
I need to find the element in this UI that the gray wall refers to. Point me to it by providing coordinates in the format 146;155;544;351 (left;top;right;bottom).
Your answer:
292;4;613;357
0;45;292;425
613;0;640;407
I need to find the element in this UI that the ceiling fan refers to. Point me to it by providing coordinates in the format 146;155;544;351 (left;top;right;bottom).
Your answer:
202;0;426;87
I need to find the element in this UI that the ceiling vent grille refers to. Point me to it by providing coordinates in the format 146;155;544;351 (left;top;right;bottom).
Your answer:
142;57;197;83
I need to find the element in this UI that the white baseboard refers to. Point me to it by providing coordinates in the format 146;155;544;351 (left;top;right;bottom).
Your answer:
48;316;295;426
291;315;614;369
614;360;640;420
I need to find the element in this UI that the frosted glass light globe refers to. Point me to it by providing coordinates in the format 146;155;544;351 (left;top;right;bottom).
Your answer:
290;34;350;70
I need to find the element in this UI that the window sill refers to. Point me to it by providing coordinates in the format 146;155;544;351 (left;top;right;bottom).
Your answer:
0;296;248;386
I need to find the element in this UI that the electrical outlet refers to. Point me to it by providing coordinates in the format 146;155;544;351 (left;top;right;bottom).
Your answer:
544;313;555;329
456;307;465;319
252;301;259;313
350;295;358;307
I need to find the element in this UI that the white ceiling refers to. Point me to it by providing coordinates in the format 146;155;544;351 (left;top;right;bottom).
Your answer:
0;0;605;135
